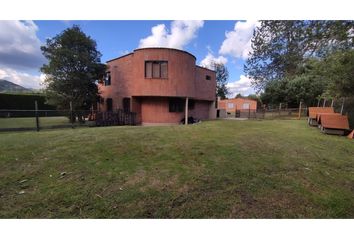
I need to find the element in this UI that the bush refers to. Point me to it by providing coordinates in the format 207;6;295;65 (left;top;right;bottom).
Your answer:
0;93;56;110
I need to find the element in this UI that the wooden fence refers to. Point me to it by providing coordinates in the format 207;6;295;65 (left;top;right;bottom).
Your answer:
95;109;137;126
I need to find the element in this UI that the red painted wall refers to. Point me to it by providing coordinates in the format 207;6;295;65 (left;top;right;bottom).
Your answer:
98;48;216;124
218;98;257;112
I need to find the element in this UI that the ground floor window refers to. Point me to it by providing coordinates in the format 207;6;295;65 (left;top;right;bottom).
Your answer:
242;103;250;109
169;98;184;112
188;99;195;110
106;98;113;111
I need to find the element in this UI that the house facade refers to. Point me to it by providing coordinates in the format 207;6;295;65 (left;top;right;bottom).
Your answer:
218;97;257;113
98;48;217;125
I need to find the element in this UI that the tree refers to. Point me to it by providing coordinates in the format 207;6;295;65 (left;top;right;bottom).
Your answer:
41;25;106;112
318;49;354;98
213;62;229;99
235;93;243;98
260;60;326;107
245;20;354;91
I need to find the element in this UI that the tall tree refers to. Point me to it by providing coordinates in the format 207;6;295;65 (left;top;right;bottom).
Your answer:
245;20;354;91
213;62;229;99
41;25;106;111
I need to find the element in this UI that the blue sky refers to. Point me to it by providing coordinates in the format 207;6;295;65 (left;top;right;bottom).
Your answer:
0;20;259;97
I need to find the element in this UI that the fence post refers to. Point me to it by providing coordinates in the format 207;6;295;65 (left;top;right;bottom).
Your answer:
298;101;302;120
70;101;74;129
35;100;40;131
340;98;345;115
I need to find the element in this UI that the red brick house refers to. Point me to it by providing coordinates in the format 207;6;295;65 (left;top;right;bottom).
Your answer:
218;97;257;115
98;48;217;125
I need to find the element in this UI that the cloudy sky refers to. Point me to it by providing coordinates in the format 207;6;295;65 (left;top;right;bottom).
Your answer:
0;20;258;97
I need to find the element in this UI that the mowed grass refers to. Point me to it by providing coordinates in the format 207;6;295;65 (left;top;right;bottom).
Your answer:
0;119;353;218
0;116;70;129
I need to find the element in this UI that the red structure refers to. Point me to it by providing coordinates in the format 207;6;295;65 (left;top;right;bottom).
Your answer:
98;48;216;125
218;97;257;113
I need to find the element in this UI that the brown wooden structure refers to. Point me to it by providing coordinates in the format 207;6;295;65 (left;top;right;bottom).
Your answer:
318;114;350;135
308;107;334;126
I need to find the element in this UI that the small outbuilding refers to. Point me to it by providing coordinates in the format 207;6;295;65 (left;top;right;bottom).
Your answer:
308;107;334;126
318;114;350;135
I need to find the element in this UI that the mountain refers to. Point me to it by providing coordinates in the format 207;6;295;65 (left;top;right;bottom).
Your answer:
0;79;31;93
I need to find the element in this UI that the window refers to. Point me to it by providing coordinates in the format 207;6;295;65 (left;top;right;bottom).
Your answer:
145;61;168;79
242;103;250;109
106;98;113;111
123;98;130;113
227;103;234;109
105;72;111;86
169;98;184;112
206;75;211;80
188;99;195;110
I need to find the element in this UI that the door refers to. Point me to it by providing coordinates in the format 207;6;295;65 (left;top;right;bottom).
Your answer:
123;98;130;113
106;98;113;111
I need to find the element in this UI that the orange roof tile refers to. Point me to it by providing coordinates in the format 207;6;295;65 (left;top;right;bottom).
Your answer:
308;107;334;119
316;112;341;124
320;114;350;130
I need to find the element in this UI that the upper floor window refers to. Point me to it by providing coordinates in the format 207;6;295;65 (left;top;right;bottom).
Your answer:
206;75;211;80
104;72;111;86
145;61;168;79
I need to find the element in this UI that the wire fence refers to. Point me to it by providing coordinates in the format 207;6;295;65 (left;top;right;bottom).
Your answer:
225;107;308;120
0;109;137;132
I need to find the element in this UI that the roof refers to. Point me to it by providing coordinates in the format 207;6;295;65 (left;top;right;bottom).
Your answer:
316;112;341;123
219;97;257;103
107;47;198;63
106;53;133;63
320;114;350;130
308;107;334;119
196;65;216;73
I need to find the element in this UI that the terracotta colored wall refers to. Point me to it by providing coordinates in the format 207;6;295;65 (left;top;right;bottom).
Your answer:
195;66;217;101
218;98;257;112
141;97;184;124
99;48;216;101
140;97;213;124
131;48;197;98
98;53;134;110
189;100;212;120
98;48;217;123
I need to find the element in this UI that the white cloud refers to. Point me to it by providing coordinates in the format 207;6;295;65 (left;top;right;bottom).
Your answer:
199;52;228;69
226;75;255;97
138;20;204;50
219;20;260;60
0;20;45;69
0;68;44;89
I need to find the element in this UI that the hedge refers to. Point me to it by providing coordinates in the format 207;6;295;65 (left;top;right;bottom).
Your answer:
0;93;56;110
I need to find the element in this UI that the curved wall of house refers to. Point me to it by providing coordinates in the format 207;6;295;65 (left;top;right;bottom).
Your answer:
131;48;197;98
98;48;216;124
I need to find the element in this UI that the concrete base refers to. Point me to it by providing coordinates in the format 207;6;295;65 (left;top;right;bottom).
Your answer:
308;118;318;126
320;126;345;135
142;122;179;126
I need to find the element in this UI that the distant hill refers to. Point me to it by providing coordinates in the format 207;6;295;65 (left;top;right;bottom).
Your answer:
0;79;31;93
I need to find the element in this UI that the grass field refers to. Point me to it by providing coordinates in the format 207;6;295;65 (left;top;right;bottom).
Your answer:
0;119;353;218
0;116;71;129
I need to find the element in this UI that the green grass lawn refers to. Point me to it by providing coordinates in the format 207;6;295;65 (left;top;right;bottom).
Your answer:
0;116;71;129
0;119;353;218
